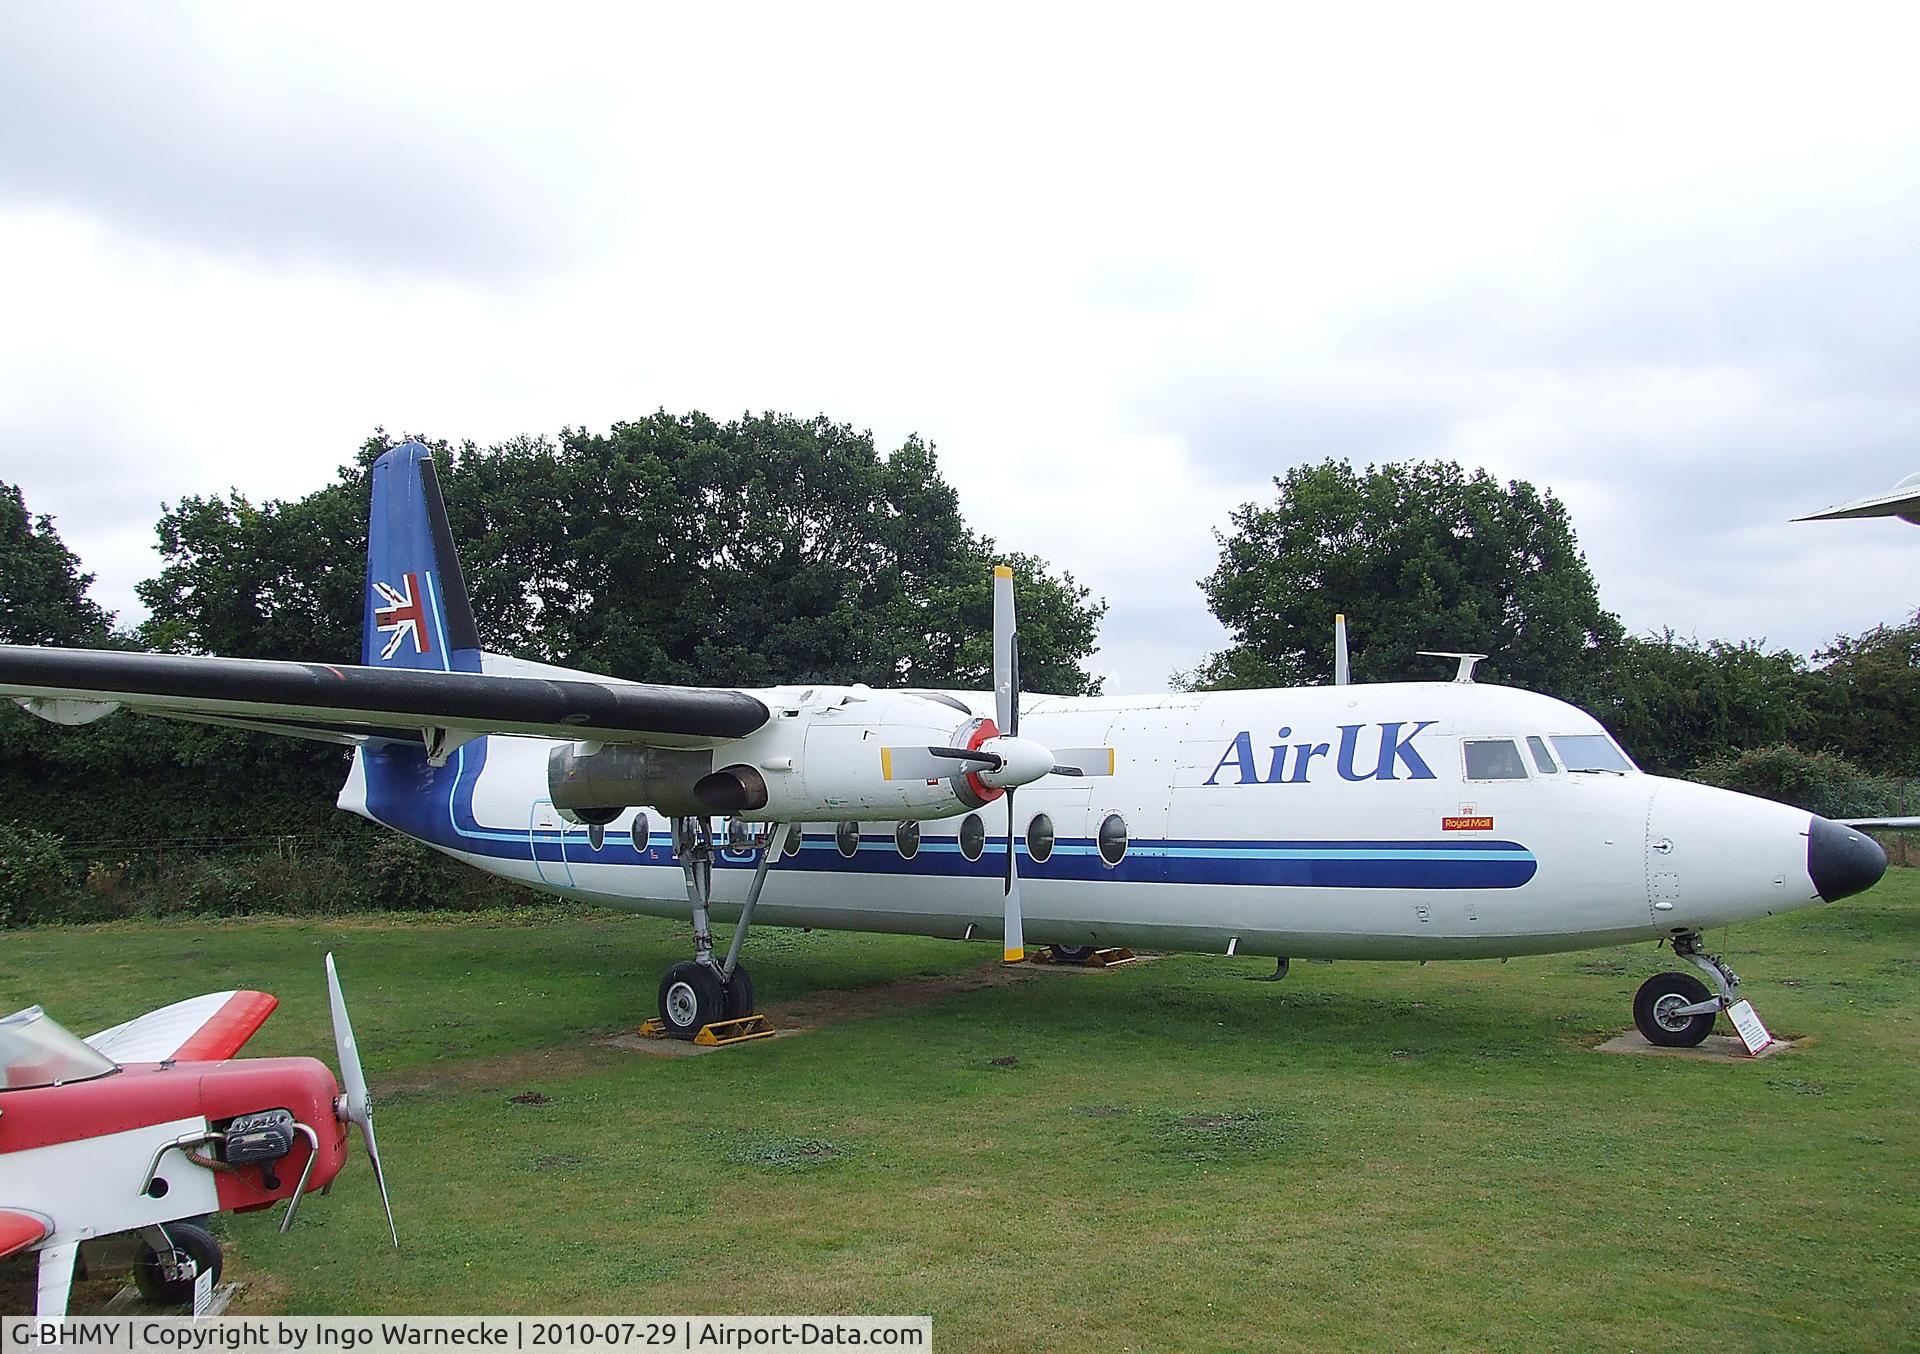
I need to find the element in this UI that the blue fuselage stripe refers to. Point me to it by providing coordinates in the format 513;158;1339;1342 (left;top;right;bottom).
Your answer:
361;739;1538;890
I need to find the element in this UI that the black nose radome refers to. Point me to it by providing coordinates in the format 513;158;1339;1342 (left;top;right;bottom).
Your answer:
1807;816;1887;902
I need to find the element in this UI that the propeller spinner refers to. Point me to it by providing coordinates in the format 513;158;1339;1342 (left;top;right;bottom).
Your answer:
326;952;398;1248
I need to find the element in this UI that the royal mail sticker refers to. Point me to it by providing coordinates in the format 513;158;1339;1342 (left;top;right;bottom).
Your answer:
1443;815;1494;831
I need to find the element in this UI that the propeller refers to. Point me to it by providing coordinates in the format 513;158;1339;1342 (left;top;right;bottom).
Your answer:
326;952;398;1248
880;567;1118;963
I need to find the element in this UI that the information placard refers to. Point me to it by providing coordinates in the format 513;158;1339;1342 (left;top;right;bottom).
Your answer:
1726;998;1773;1055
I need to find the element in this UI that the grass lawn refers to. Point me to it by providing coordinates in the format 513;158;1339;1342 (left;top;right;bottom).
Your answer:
4;873;1917;1351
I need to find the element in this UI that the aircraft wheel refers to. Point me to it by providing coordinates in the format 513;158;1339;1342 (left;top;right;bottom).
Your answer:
1052;945;1096;965
658;961;726;1040
134;1221;221;1306
1633;971;1716;1048
722;963;757;1020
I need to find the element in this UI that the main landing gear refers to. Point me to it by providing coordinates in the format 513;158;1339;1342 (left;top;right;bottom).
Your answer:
654;817;786;1040
1633;932;1742;1048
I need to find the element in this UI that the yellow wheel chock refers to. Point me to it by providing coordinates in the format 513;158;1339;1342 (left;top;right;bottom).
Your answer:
636;1014;777;1045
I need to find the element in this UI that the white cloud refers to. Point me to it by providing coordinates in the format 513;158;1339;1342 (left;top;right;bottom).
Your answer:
3;2;1918;689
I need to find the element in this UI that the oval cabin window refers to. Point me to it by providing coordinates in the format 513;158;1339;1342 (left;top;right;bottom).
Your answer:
629;812;650;853
836;821;861;858
959;813;987;862
1026;813;1055;863
1098;813;1128;866
895;821;920;860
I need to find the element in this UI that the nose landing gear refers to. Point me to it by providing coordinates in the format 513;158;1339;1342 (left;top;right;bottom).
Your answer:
654;817;785;1040
1633;932;1741;1048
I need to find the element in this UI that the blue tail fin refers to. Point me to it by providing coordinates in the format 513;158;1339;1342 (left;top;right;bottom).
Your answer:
363;442;482;676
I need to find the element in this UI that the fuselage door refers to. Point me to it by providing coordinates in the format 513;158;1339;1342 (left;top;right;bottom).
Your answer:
529;799;577;888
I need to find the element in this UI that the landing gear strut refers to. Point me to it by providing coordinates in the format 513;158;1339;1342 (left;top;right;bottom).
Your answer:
656;817;784;1040
1633;932;1741;1048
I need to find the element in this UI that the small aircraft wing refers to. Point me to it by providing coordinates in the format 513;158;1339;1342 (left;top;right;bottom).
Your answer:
0;1208;53;1259
1794;475;1920;523
86;990;281;1063
0;646;771;750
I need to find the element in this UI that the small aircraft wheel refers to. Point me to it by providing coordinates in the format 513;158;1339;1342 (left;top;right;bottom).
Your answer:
1633;971;1717;1048
658;961;726;1040
134;1221;221;1306
1051;945;1097;965
722;963;757;1020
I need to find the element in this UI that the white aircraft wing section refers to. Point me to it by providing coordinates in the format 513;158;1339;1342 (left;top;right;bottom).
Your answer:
0;646;771;750
1794;475;1920;523
85;990;281;1063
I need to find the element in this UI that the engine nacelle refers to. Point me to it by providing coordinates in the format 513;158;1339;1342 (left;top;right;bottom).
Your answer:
547;692;996;824
546;742;715;823
706;693;996;822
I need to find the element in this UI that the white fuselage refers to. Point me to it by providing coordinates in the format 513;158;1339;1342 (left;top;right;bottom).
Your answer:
339;680;1824;960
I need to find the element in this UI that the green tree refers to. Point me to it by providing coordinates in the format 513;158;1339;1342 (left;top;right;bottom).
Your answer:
1184;459;1621;693
1583;631;1813;775
1806;611;1920;776
137;413;1108;692
0;482;112;645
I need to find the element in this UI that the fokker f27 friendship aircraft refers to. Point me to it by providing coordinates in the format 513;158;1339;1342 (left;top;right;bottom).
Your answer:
0;445;1891;1048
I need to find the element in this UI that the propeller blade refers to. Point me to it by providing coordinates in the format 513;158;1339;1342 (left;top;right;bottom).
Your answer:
360;1111;399;1249
881;746;1002;781
325;953;368;1123
325;953;397;1249
992;566;1016;736
1049;747;1116;777
1003;787;1023;963
1334;613;1350;686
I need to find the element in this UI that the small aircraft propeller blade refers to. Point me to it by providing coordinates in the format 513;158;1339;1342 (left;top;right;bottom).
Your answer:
1049;747;1116;777
1334;613;1350;686
1003;786;1024;963
326;953;398;1249
882;746;1002;781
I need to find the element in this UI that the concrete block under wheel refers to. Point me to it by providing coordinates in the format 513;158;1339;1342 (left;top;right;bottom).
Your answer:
1594;1031;1799;1061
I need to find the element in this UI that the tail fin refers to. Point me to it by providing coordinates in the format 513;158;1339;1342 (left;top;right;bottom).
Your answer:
363;442;482;675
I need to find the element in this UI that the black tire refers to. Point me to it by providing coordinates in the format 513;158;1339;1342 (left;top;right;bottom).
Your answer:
134;1221;221;1306
1633;971;1716;1048
1051;945;1097;965
657;961;726;1040
722;963;757;1020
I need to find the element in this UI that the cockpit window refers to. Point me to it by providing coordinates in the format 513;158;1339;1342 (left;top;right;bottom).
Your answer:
1;1006;117;1091
1463;739;1529;780
1526;736;1558;774
1551;734;1635;773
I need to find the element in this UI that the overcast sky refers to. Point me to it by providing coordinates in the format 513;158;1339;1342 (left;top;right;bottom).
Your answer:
3;3;1916;691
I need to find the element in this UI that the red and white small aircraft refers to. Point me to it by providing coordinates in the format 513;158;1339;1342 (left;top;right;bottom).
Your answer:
0;957;392;1317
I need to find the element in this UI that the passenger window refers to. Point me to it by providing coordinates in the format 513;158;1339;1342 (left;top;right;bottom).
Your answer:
1098;813;1128;866
836;821;861;858
629;812;651;852
1463;739;1529;780
959;813;986;862
895;821;920;860
1526;736;1558;774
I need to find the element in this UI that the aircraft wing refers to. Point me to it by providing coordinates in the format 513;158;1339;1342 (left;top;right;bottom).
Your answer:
0;645;772;749
85;990;281;1063
0;1208;53;1260
1794;480;1920;522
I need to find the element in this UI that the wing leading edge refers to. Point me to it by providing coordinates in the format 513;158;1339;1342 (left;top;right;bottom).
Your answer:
1;645;771;748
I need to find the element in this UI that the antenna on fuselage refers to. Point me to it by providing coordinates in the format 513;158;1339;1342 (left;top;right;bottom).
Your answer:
1419;651;1486;683
1333;614;1350;686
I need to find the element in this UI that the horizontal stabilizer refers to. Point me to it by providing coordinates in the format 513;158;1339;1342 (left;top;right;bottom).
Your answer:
1;645;770;748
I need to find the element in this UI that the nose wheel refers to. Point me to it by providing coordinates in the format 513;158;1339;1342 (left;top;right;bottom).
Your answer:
1633;932;1742;1048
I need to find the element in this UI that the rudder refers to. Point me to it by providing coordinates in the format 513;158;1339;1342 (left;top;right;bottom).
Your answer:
363;442;482;675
